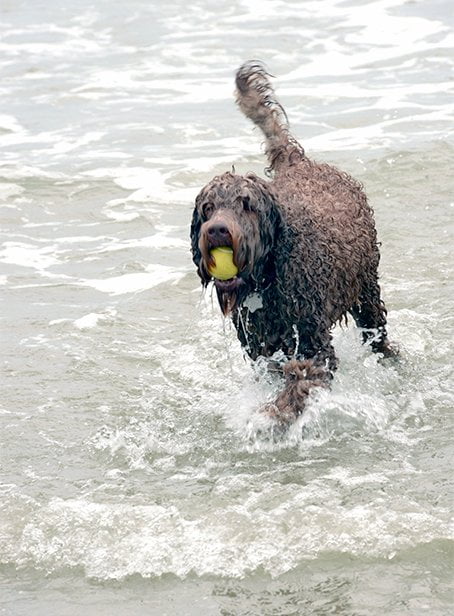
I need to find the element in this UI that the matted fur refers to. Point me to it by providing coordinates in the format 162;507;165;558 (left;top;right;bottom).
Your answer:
191;61;396;424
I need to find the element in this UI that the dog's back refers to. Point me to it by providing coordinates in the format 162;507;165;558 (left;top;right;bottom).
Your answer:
235;62;372;214
235;62;380;316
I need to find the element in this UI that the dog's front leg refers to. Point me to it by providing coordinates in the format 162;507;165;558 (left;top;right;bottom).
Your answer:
263;357;331;425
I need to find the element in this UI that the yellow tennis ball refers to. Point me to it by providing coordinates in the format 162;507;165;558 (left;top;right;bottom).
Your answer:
208;247;238;280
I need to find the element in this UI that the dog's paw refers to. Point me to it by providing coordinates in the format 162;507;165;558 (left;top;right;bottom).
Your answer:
377;339;400;361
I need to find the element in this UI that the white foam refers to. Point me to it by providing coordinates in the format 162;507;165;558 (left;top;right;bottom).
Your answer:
0;114;24;133
100;228;188;251
3;491;451;580
0;242;59;270
0;163;66;180
74;313;105;330
81;264;184;295
103;209;142;222
284;0;449;82
82;166;196;204
0;183;25;200
50;131;105;154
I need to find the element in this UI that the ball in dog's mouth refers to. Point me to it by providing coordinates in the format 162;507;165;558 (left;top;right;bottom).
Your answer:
208;246;239;281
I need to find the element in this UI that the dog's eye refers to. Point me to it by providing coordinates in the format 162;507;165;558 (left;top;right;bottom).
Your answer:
242;196;252;211
202;203;214;219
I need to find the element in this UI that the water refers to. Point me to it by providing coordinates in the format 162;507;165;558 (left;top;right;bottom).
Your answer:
1;0;453;614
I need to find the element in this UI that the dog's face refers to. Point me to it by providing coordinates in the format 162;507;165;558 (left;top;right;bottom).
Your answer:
191;172;281;315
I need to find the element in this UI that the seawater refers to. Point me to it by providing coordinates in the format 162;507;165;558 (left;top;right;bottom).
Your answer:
1;0;453;614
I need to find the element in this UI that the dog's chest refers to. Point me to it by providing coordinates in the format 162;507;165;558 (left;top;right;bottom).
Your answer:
235;291;298;360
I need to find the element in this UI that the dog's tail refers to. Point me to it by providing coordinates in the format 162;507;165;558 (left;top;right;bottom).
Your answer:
235;61;304;171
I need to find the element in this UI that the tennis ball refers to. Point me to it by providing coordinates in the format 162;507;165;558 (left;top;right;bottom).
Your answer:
208;247;238;280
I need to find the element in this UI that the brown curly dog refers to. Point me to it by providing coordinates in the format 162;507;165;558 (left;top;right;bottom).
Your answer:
191;61;397;425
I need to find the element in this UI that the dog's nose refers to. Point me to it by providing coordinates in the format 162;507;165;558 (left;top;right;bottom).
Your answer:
207;222;231;244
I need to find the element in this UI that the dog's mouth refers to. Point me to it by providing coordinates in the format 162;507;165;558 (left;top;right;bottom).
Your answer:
213;274;242;291
197;217;252;315
202;241;247;315
201;237;242;281
209;242;244;309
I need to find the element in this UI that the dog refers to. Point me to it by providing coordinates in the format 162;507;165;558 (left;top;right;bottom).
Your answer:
191;62;397;424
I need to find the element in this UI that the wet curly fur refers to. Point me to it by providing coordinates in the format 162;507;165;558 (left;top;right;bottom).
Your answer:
191;62;397;425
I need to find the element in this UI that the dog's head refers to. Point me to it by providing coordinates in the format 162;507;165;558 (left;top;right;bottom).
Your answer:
191;172;282;315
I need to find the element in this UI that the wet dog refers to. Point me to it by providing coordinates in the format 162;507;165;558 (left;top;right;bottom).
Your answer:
191;62;396;424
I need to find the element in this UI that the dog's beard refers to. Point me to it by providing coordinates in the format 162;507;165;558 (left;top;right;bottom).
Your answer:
214;277;247;316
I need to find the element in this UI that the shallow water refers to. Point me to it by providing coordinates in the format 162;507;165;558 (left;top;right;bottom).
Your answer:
1;0;453;614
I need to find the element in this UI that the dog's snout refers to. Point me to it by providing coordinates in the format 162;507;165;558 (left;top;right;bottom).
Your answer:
206;222;231;244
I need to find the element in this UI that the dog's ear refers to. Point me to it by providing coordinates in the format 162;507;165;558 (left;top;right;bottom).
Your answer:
241;176;285;289
253;178;283;250
190;204;202;267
